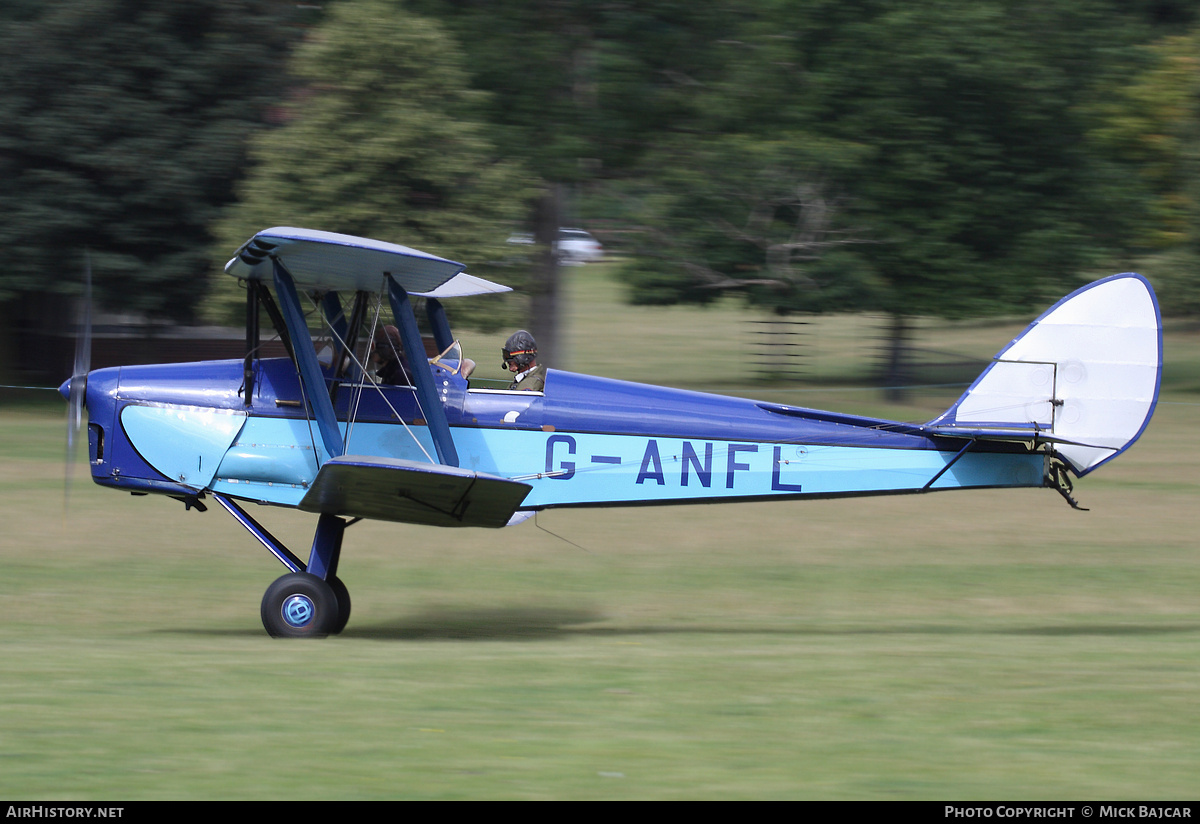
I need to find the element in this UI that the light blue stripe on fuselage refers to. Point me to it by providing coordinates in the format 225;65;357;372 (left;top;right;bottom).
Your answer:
208;416;1044;508
455;428;1043;506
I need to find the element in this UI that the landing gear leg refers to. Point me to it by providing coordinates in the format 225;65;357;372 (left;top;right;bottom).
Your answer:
212;494;353;637
305;513;351;633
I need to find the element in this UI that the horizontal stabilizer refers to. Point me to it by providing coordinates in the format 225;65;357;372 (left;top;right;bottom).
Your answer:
928;274;1161;475
299;456;532;528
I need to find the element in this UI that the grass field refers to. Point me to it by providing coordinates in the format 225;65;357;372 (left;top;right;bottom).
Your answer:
2;264;1199;799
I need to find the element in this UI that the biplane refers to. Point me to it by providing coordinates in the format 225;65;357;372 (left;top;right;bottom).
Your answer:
60;228;1162;637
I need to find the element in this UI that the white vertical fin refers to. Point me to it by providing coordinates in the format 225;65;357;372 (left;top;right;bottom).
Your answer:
931;274;1161;475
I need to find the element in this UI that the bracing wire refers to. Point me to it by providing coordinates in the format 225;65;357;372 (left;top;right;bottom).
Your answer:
305;288;437;465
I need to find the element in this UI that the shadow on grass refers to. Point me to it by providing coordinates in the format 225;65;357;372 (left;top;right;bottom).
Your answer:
338;613;1200;642
345;606;606;640
163;607;1200;641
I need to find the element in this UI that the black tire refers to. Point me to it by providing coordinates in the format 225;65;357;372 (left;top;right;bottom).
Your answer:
261;572;339;638
327;576;351;635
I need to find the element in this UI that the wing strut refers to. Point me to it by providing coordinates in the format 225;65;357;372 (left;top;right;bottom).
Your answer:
243;280;259;406
426;298;454;354
273;259;344;462
387;275;460;467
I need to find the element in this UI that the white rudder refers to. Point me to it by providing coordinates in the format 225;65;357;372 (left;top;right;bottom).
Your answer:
928;274;1161;476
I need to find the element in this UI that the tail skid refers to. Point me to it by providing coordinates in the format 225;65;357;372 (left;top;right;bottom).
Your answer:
926;274;1162;476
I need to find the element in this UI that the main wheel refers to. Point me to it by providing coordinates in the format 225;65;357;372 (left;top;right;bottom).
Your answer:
261;572;339;638
327;576;351;635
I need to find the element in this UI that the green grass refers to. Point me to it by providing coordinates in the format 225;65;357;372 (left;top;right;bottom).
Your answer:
2;262;1199;799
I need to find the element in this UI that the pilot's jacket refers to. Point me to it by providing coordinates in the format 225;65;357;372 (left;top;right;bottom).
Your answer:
509;362;546;392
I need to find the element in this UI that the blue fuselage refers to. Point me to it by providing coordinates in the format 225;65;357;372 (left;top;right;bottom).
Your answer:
82;357;1045;513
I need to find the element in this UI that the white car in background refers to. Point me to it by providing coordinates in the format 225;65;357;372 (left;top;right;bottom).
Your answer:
557;228;604;263
507;228;604;264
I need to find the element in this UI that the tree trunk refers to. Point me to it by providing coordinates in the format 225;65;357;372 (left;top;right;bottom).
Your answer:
881;313;910;402
528;185;564;369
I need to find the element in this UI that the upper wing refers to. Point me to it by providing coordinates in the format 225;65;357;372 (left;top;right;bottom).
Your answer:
413;272;512;298
225;227;510;296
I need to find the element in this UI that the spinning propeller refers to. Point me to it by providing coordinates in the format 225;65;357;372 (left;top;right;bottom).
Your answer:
63;254;92;502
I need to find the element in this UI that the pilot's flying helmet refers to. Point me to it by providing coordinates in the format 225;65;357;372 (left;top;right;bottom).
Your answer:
376;325;403;356
502;330;537;370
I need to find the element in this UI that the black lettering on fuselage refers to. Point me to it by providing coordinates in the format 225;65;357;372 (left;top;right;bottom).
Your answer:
545;434;576;480
681;442;713;487
726;443;757;488
636;440;665;485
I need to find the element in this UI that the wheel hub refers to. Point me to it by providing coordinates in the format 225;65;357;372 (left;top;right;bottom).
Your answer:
281;593;316;628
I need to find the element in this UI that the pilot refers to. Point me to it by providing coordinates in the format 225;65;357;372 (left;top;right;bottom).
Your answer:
502;329;545;391
373;325;409;384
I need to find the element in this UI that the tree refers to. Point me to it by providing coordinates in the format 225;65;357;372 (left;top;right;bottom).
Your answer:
1089;25;1200;315
0;0;299;318
618;1;1168;391
0;0;301;382
617;134;881;314
409;0;750;364
208;0;534;332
